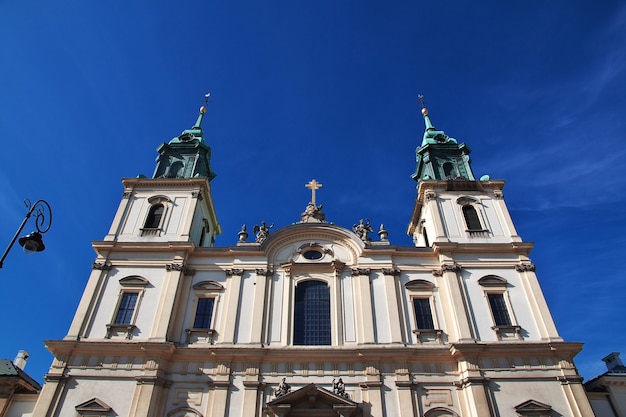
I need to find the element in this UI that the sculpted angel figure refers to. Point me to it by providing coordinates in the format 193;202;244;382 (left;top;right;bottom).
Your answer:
353;218;373;242
253;221;274;243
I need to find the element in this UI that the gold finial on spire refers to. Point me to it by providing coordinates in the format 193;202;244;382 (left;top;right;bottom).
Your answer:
200;92;210;114
418;94;428;115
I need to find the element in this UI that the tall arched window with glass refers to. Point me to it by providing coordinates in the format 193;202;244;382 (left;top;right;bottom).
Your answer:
293;280;331;345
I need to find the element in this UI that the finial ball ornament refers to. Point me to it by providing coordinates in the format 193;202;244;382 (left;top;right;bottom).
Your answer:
421;108;429;116
200;106;207;114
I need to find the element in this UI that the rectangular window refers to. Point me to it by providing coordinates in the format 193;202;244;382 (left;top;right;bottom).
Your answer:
114;292;138;324
193;298;215;329
488;293;512;326
413;298;435;330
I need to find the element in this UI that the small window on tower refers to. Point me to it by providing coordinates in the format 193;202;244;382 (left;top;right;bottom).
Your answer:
413;298;435;330
487;293;512;326
114;292;139;325
462;205;482;231
443;162;455;178
193;298;216;329
144;204;164;229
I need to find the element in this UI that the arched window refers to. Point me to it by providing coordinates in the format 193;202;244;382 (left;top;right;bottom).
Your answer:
462;205;482;231
443;162;455;178
293;280;331;345
167;161;185;178
144;204;164;229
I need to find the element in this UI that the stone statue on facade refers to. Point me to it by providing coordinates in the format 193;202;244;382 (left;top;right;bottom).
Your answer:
332;378;348;398
253;221;274;243
353;219;373;242
274;377;291;398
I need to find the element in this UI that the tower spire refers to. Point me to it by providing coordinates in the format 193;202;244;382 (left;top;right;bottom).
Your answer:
418;94;435;131
411;95;475;182
152;93;217;180
192;93;211;130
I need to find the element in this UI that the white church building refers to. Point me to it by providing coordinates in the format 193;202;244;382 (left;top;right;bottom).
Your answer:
28;101;595;417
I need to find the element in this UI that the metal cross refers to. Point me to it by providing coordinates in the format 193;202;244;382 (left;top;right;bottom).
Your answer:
418;94;426;108
305;179;323;205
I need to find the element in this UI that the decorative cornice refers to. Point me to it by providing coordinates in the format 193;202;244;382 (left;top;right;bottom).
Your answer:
558;375;584;385
92;262;112;271
44;374;68;383
225;268;245;277
515;263;536;272
359;381;383;388
351;268;371;276
456;376;489;388
135;375;168;387
381;267;401;276
243;381;267;389
211;380;232;388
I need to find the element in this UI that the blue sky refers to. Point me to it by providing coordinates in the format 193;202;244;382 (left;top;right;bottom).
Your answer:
1;0;624;383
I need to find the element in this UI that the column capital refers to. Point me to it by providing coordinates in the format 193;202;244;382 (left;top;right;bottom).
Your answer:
432;263;461;276
166;263;195;276
515;263;536;272
255;267;274;276
225;268;245;276
351;267;371;276
92;262;112;270
381;267;400;276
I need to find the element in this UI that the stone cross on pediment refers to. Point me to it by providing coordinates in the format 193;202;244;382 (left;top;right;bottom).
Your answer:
305;179;322;205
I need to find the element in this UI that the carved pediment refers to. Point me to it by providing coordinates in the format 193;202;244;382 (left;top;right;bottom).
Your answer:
119;276;150;287
265;383;361;416
192;280;224;291
75;397;113;413
405;279;435;291
515;399;552;416
477;275;508;287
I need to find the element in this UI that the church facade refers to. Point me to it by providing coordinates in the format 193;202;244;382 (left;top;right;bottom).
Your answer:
30;101;595;417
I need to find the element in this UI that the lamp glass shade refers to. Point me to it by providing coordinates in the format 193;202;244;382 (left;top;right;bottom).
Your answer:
18;232;45;254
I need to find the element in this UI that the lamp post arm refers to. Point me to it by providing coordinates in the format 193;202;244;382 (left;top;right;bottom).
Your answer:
0;206;35;269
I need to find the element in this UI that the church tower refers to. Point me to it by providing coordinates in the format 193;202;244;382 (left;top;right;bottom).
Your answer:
31;98;594;417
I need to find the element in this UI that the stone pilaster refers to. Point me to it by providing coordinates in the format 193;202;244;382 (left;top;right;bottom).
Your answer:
31;374;68;417
433;263;473;342
381;267;404;343
250;268;273;344
351;268;374;344
221;269;244;343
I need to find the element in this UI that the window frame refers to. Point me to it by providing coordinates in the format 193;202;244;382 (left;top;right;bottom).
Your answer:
405;279;443;344
185;281;223;344
140;195;172;236
456;196;489;238
292;278;332;346
106;276;149;339
478;275;522;340
412;297;436;330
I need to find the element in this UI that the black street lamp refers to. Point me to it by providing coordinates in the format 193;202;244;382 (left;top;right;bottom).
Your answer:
0;199;53;269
